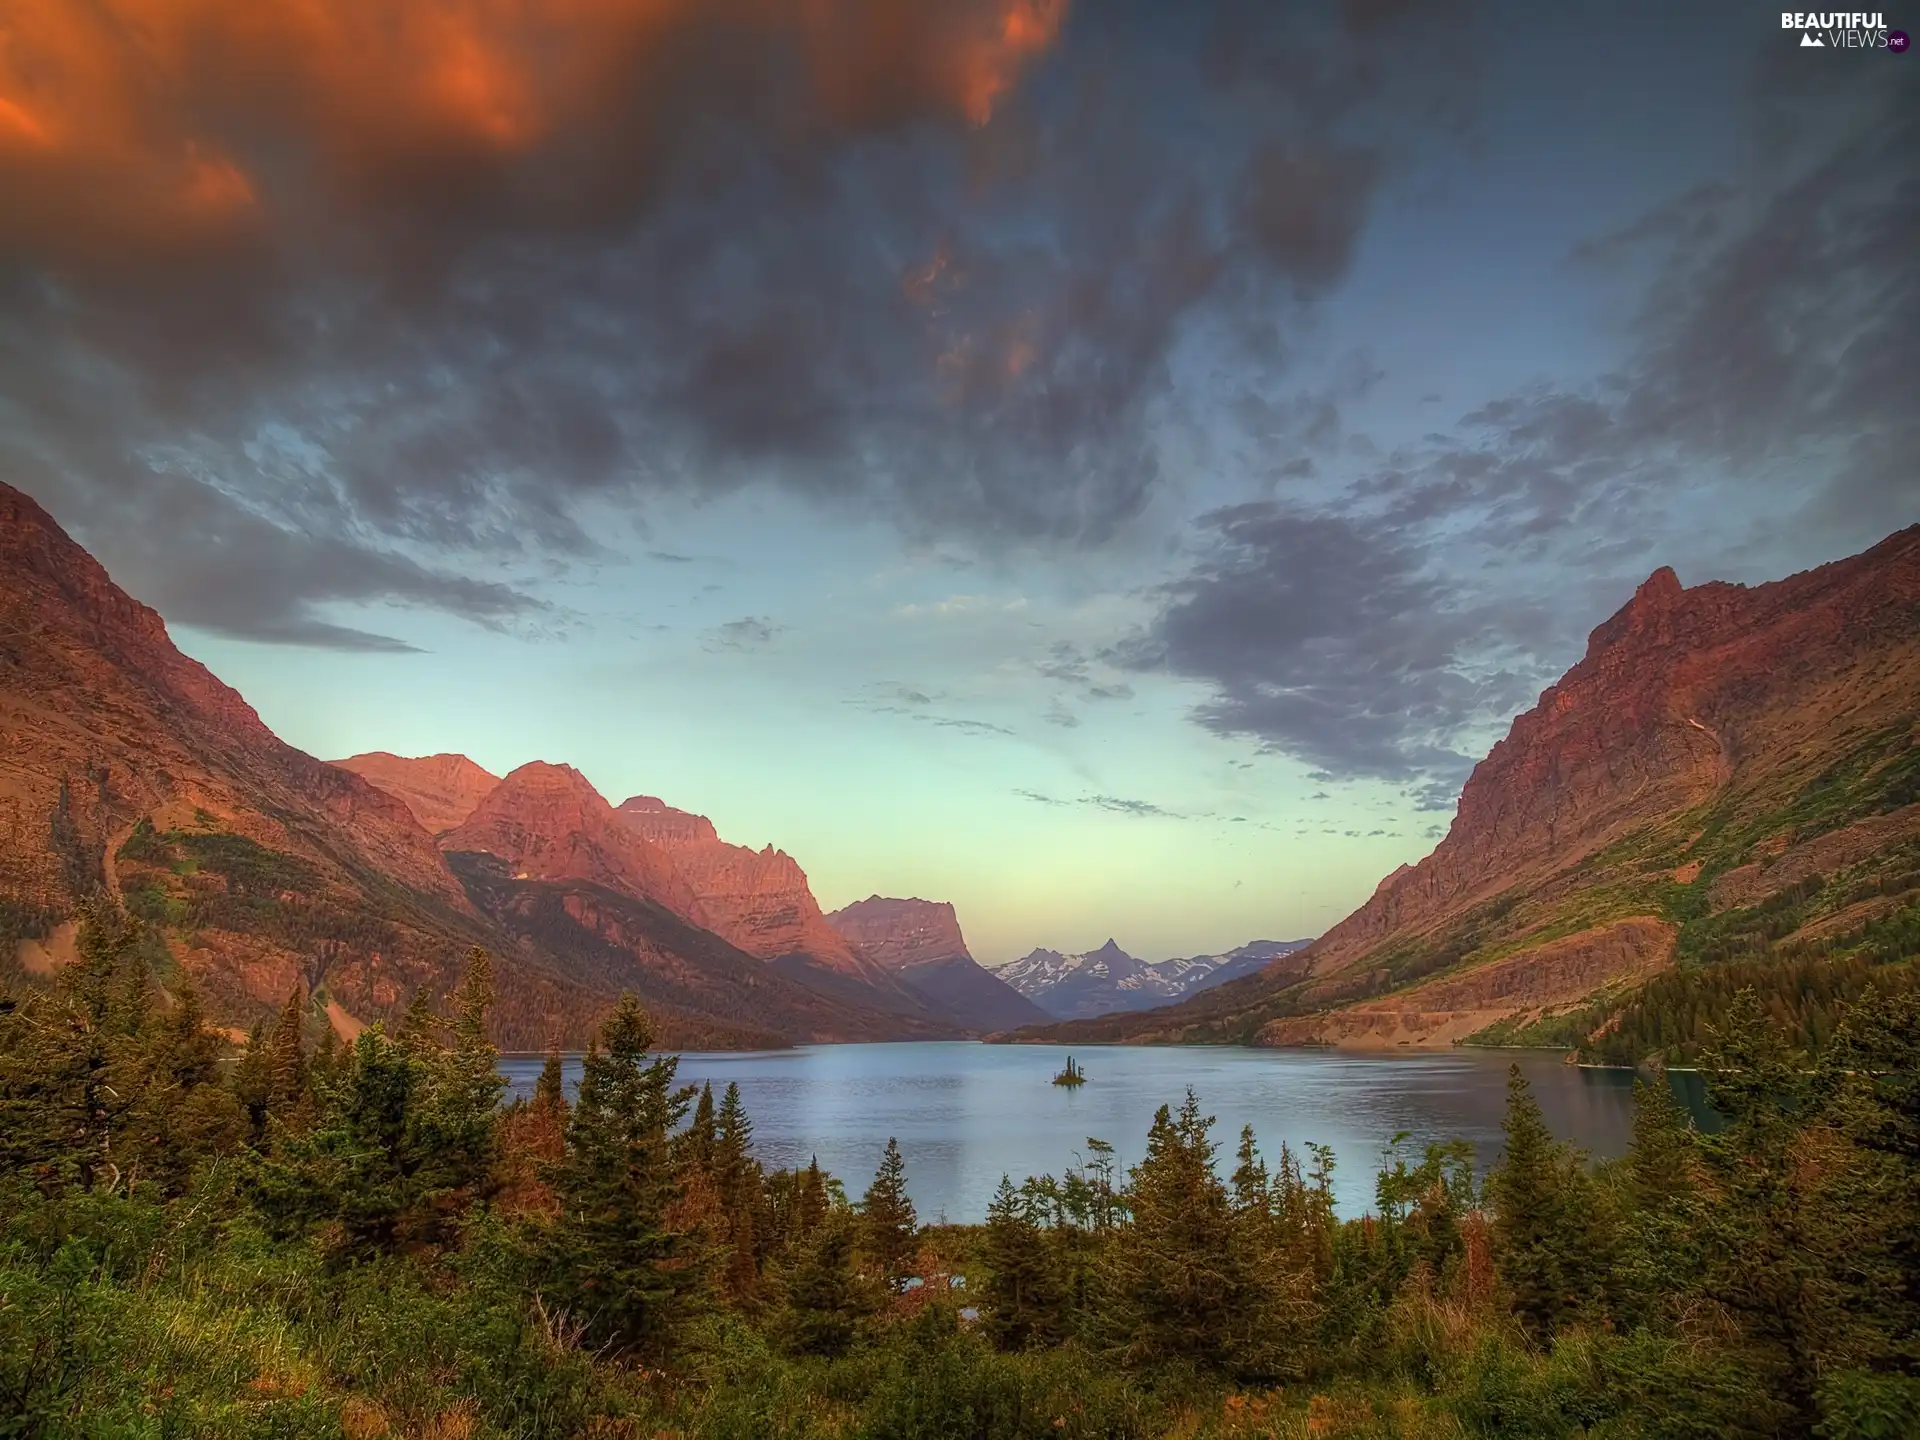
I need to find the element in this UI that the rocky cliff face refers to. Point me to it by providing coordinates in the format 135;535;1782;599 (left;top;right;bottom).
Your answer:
444;765;708;924
0;481;480;1027
612;795;893;986
1302;531;1920;981
824;896;971;967
1016;528;1920;1048
332;753;500;835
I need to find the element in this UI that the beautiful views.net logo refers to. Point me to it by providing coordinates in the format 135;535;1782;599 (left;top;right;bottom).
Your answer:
1780;11;1908;48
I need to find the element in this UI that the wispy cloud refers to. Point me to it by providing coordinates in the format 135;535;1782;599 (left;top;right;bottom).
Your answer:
702;616;785;652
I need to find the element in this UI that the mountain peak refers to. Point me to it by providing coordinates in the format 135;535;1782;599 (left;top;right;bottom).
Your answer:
611;793;886;983
445;763;706;921
334;751;500;834
826;896;971;966
1636;565;1683;605
616;794;721;845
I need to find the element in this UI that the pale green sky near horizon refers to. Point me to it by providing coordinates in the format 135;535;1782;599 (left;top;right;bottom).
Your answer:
172;487;1452;966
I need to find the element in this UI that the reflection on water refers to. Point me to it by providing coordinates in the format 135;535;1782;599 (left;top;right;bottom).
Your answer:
501;1042;1657;1223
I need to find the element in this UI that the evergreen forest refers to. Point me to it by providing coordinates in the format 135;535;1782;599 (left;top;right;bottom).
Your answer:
4;905;1918;1439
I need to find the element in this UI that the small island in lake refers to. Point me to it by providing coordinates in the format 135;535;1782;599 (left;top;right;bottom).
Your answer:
1052;1055;1087;1086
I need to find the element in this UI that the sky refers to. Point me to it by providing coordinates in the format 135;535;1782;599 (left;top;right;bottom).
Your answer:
2;0;1914;965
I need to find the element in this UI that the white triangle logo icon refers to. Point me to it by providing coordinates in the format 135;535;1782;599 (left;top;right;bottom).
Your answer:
1800;31;1824;45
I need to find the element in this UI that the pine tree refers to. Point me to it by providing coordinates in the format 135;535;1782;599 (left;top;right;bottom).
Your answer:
123;982;243;1195
713;1081;763;1302
980;1175;1062;1351
1486;1065;1613;1340
533;1045;568;1121
267;986;309;1121
1618;1072;1704;1322
1825;984;1920;1378
859;1136;919;1290
546;995;709;1358
433;947;506;1204
1690;990;1858;1429
1097;1090;1281;1377
775;1209;871;1357
252;962;504;1260
684;1080;717;1173
1231;1124;1271;1214
0;906;239;1198
799;1156;829;1234
397;986;440;1054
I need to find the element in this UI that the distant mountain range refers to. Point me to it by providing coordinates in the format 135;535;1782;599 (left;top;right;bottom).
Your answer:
1013;528;1920;1056
993;938;1315;1020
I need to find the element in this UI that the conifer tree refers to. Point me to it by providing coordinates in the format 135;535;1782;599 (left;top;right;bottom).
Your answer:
546;995;709;1358
1487;1066;1612;1339
267;986;309;1120
1691;990;1855;1428
859;1136;919;1290
1617;1073;1703;1321
533;1045;568;1121
775;1209;871;1357
1488;1065;1568;1338
253;958;504;1260
1098;1090;1281;1377
1231;1124;1271;1214
0;902;149;1192
124;982;242;1195
713;1081;763;1301
397;986;440;1054
1825;985;1920;1373
799;1156;829;1235
229;1020;275;1146
685;1080;717;1173
980;1175;1062;1351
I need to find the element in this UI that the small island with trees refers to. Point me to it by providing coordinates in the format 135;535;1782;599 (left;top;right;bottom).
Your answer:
1051;1055;1086;1087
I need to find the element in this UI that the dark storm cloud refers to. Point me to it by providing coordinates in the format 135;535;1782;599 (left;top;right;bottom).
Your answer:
0;0;1481;644
1131;57;1916;792
1117;505;1535;784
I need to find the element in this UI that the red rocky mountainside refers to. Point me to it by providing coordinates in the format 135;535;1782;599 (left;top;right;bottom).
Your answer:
1020;527;1920;1048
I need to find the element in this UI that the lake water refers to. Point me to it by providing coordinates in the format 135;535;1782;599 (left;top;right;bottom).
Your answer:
501;1042;1674;1223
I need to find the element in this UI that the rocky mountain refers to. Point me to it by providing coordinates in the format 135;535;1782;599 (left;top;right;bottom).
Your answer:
995;937;1314;1020
611;796;928;1010
332;752;500;835
0;481;509;1032
0;481;949;1049
825;896;1049;1033
1015;528;1920;1050
446;765;709;926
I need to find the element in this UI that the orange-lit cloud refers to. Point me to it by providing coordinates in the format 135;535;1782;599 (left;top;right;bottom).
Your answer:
0;0;1069;269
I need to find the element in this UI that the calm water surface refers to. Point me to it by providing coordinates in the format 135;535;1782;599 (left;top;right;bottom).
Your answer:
501;1042;1652;1224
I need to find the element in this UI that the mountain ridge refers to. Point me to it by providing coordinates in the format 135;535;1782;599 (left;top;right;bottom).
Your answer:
0;482;950;1048
1008;529;1920;1050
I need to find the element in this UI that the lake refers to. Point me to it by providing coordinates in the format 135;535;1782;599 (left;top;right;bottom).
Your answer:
501;1042;1680;1223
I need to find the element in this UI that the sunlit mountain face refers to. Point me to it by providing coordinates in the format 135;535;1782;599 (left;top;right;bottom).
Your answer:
4;0;1912;964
